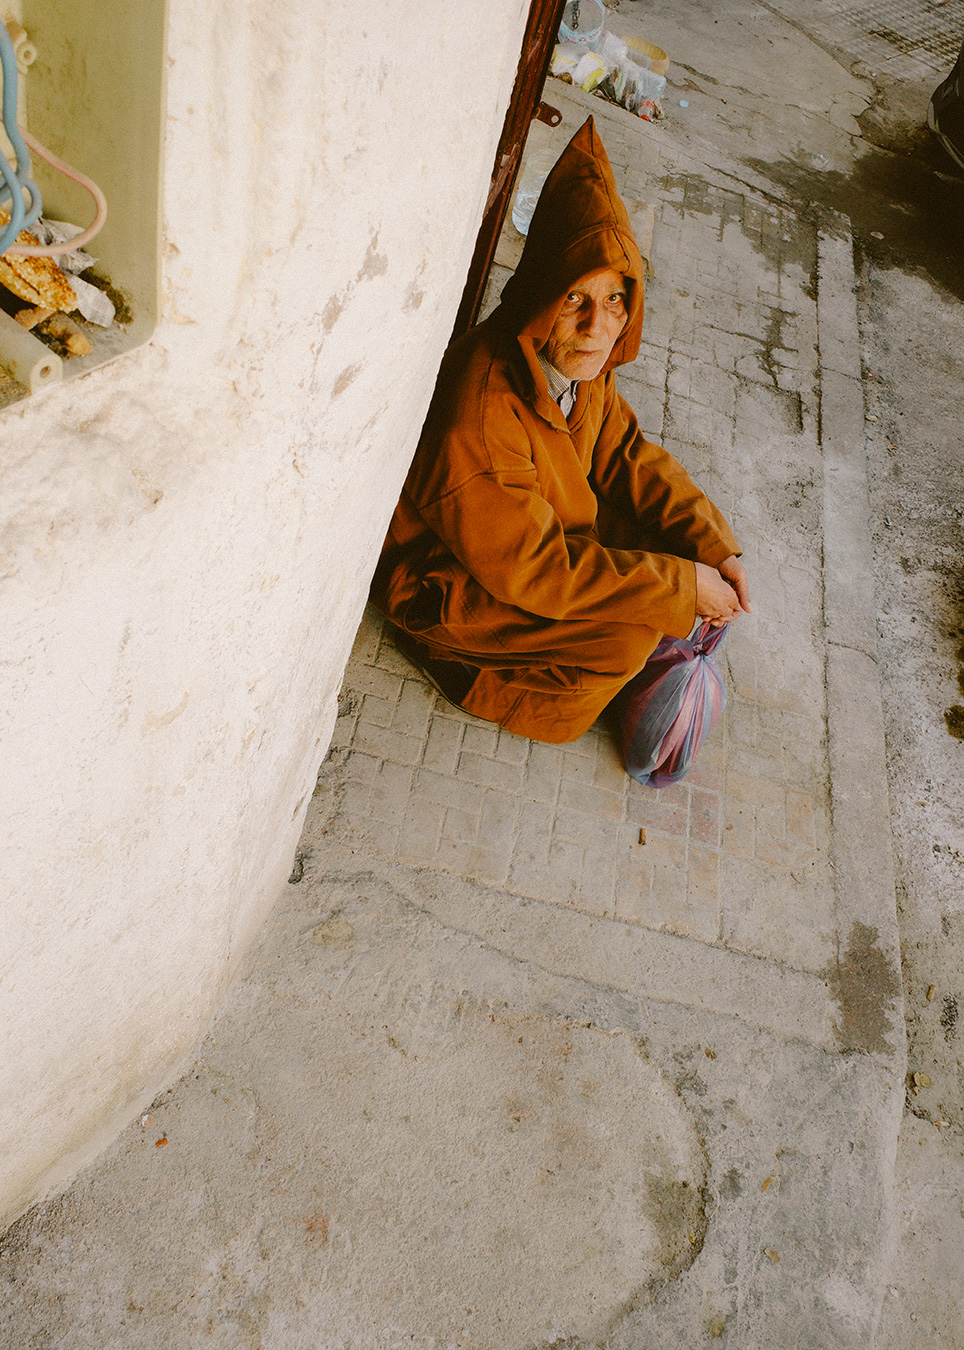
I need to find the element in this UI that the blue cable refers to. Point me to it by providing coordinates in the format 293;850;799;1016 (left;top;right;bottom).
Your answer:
0;147;24;248
0;23;42;253
0;25;41;233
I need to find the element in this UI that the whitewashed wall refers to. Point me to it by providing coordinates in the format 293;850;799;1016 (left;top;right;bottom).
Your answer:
0;0;529;1230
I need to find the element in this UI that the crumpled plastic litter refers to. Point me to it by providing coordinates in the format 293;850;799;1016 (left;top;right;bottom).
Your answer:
552;37;666;118
28;216;115;326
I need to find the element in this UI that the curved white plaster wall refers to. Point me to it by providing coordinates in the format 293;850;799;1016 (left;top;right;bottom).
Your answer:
0;0;529;1230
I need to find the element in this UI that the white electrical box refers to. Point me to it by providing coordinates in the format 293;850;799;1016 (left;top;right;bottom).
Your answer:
0;1;166;406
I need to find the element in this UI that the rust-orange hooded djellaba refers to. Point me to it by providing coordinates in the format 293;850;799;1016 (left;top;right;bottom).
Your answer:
370;117;739;744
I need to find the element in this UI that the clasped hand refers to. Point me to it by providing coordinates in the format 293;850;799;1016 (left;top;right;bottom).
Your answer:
694;555;752;629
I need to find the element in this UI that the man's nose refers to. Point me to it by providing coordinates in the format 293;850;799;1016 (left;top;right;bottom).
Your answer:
577;299;608;335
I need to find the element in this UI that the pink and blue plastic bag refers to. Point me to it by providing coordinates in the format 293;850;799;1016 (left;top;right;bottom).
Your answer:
617;620;727;788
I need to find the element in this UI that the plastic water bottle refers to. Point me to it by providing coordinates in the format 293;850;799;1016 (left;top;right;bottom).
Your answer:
511;147;557;236
558;0;605;51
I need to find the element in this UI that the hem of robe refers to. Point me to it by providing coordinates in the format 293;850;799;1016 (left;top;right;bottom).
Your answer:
460;667;625;744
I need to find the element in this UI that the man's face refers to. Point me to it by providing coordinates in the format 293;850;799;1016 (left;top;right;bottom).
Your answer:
542;268;628;381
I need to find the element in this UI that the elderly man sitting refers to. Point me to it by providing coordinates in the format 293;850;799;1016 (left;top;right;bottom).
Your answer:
370;117;749;746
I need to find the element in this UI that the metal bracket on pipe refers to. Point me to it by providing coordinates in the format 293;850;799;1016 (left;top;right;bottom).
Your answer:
534;102;562;127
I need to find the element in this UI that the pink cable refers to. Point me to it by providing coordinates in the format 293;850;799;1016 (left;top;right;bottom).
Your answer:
2;127;107;257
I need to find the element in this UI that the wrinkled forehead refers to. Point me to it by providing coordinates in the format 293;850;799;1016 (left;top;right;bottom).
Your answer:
565;265;629;296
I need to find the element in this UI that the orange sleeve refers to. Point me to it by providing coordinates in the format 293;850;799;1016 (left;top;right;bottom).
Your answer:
590;376;740;567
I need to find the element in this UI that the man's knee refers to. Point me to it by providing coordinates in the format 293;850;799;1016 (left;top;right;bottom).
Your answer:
562;619;661;681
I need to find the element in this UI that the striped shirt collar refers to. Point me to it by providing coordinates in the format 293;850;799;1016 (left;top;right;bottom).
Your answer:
537;350;577;418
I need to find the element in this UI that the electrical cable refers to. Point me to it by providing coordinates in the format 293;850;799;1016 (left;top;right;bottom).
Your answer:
0;21;41;251
0;141;25;246
3;129;108;256
0;21;108;258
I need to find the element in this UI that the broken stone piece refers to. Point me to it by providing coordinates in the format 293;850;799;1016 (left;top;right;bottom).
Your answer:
38;312;93;356
0;208;78;310
14;304;54;330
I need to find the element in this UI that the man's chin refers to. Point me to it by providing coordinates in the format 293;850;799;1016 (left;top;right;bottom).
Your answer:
559;353;607;380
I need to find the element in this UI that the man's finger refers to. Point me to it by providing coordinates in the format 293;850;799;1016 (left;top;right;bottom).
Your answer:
733;572;753;612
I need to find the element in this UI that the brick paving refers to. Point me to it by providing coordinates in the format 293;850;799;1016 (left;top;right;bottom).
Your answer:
769;0;963;78
312;84;836;979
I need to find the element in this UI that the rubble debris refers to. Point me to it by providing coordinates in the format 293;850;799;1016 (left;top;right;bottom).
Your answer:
14;304;54;330
37;312;93;356
0;210;77;311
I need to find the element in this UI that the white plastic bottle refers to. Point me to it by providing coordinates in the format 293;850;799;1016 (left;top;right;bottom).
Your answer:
558;0;606;51
511;147;558;235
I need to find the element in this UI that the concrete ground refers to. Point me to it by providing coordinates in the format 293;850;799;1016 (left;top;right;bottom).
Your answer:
4;0;962;1345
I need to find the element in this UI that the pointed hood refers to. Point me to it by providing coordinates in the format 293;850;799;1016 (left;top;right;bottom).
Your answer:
497;116;645;377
